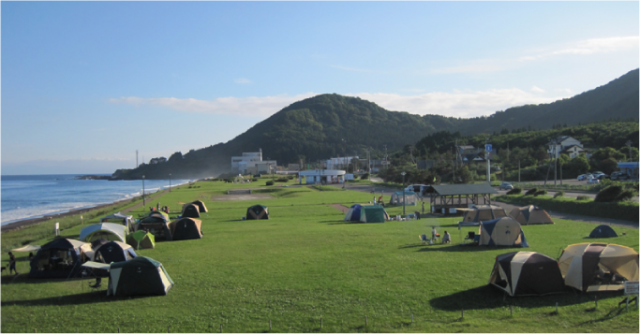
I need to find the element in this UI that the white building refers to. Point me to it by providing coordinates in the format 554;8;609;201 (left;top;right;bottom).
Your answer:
322;156;359;170
547;136;583;159
231;149;278;174
299;169;346;184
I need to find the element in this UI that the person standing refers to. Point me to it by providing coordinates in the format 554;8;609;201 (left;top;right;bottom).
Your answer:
431;226;438;243
8;252;18;275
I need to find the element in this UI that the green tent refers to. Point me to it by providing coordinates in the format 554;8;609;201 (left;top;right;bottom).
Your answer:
107;256;174;297
359;205;388;223
127;230;156;250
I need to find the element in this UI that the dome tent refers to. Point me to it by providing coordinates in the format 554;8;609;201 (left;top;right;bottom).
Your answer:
478;217;529;247
191;200;208;213
359;205;389;223
79;223;127;244
508;205;554;225
107;256;174;297
344;204;362;221
127;230;155;250
137;211;172;240
169;218;203;240
489;251;565;296
181;203;201;218
588;225;618;238
29;238;91;278
100;212;136;232
460;205;508;223
389;191;417;206
93;241;136;264
246;205;269;220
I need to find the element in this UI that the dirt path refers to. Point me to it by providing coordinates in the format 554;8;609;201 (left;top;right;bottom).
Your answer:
330;203;350;213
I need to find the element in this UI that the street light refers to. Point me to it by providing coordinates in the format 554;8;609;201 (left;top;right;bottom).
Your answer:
142;175;146;206
401;171;407;216
169;173;172;192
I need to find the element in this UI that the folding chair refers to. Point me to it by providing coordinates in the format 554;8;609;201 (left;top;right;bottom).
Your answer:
419;234;431;245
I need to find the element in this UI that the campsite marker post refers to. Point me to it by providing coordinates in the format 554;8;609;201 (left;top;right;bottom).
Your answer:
401;172;406;215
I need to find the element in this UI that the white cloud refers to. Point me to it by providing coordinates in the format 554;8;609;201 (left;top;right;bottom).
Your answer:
110;89;570;120
349;89;569;118
234;78;252;84
520;36;638;61
109;93;317;117
530;86;545;93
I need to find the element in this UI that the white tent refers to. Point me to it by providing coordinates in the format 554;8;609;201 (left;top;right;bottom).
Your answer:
79;223;127;243
100;212;135;231
12;245;41;252
389;191;417;205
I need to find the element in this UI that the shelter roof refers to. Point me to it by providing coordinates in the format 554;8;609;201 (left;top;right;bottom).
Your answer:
429;183;498;196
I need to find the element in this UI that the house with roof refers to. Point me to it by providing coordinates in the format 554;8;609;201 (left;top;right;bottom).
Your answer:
547;136;583;159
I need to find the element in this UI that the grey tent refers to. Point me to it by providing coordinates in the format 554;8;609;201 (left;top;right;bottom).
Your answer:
107;256;174;296
29;238;91;278
489;251;565;296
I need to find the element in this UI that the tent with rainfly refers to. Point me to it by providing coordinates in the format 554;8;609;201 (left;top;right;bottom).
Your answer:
508;205;554;225
359;205;389;223
344;204;363;222
127;230;156;250
389;191;417;206
181;203;201;218
489;251;566;296
79;223;127;244
588;225;618;238
478;217;529;247
169;218;203;240
246;205;269;220
558;243;638;292
29;238;92;278
107;256;174;297
191;200;208;213
93;241;137;264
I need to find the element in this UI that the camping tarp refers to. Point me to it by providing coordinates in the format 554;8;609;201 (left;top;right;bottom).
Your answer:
169;218;203;240
478;217;528;247
93;241;137;263
389;191;417;206
489;251;565;296
12;245;41;252
344;204;362;221
508;205;554;225
359;205;389;223
100;212;135;231
246;205;269;220
107;256;174;297
558;243;638;292
181;203;201;218
79;223;127;243
127;230;156;250
29;238;91;278
589;225;618;238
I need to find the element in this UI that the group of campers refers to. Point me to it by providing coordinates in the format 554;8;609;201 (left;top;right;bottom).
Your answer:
454;204;639;296
10;199;211;297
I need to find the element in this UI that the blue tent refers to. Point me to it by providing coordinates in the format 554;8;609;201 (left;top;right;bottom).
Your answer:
344;204;362;221
589;224;618;238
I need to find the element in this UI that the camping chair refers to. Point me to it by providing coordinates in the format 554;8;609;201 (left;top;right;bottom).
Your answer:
419;234;432;245
464;231;476;244
88;277;103;293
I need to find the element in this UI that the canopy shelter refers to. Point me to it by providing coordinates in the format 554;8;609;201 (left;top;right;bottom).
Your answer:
489;251;565;297
81;261;110;271
344;204;362;222
79;223;127;244
246;205;269;220
389;191;417;206
427;184;498;216
29;238;91;278
589;225;618;238
359;205;389;223
93;241;137;264
127;230;156;250
181;203;201;218
100;212;135;232
558;243;638;292
137;213;172;240
107;256;174;297
169;218;203;240
12;245;41;252
458;205;508;226
478;217;529;247
508;205;554;225
190;200;208;213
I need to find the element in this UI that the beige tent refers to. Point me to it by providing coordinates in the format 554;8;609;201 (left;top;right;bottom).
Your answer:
478;217;528;247
460;205;508;223
509;205;554;225
558;243;639;292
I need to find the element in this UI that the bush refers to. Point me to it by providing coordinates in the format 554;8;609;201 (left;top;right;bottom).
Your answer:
534;190;547;196
554;191;565;198
252;178;258;182
525;187;538;195
360;173;370;180
595;185;624;202
615;190;635;202
576;195;590;201
275;177;289;182
287;175;294;180
507;188;522;195
266;180;274;186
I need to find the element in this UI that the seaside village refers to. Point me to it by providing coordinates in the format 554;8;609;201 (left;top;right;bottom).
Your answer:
3;145;638;333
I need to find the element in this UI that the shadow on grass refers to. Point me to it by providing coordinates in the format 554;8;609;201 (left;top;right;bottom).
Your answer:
397;243;522;252
1;274;101;285
1;291;158;307
429;285;624;311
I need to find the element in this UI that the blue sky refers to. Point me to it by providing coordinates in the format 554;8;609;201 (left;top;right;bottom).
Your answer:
2;1;638;175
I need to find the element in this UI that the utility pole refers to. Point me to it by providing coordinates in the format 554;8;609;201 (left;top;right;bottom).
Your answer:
142;175;146;206
554;139;558;186
136;150;139;168
626;140;633;161
401;172;406;216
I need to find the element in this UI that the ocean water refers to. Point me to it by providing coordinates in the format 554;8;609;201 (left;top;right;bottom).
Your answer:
1;174;193;226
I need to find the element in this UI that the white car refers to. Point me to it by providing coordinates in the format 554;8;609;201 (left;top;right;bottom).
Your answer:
577;174;587;181
404;184;426;193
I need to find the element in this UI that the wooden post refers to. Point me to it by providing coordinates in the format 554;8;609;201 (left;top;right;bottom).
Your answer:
269;319;271;331
168;325;170;333
411;314;413;324
118;327;120;333
320;318;323;329
220;324;222;333
365;316;367;327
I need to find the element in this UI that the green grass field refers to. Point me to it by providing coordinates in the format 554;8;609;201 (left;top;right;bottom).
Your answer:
1;178;638;333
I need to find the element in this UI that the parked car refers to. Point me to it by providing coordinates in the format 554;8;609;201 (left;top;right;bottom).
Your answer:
499;182;514;190
404;184;426;193
597;174;609;180
588;177;600;184
611;172;630;181
577;174;587;181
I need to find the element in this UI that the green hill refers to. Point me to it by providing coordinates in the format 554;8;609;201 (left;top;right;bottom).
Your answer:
113;69;639;179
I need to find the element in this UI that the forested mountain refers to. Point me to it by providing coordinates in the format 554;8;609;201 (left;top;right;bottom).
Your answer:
112;69;639;180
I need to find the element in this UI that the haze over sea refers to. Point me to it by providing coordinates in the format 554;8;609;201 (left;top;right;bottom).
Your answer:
1;174;192;226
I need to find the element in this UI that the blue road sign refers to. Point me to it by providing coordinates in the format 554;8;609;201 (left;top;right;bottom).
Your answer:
485;144;492;152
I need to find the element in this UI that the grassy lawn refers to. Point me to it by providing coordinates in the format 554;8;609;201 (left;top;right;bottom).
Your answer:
1;178;638;333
